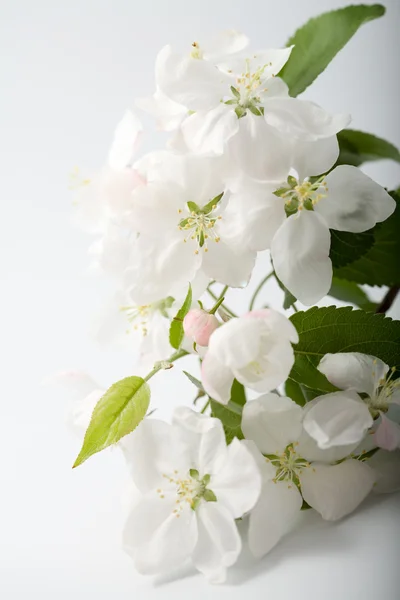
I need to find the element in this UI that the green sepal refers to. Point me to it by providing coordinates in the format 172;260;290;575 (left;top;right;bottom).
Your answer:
203;489;217;502
169;284;192;350
201;192;224;215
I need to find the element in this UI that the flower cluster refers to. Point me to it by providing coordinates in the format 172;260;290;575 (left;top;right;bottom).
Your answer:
65;20;400;586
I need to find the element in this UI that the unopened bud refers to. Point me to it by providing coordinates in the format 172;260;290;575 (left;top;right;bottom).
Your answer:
183;308;219;347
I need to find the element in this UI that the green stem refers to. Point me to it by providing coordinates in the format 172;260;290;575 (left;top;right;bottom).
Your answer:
292;304;299;313
206;288;238;318
144;349;188;383
249;271;274;311
209;285;228;314
201;399;210;414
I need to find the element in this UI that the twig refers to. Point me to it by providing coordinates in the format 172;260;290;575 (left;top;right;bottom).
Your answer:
376;286;399;314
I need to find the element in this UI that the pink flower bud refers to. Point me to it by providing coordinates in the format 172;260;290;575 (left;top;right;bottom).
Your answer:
183;308;219;347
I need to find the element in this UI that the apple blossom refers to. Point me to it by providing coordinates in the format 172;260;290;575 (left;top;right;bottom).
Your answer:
122;407;261;582
201;309;298;404
242;393;375;558
224;142;395;304
304;352;400;451
183;308;219;347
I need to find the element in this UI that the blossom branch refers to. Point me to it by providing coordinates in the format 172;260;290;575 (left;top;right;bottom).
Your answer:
376;286;399;314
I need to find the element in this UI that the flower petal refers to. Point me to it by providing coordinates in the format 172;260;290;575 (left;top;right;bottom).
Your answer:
211;438;262;518
201;238;256;288
297;430;361;464
192;502;241;583
108;110;142;170
300;459;375;521
124;495;197;575
204;30;249;60
136;89;186;131
181;104;239;155
292;136;339;180
374;413;400;451
248;480;302;558
303;390;373;449
206;317;261;369
242;393;303;455
368;449;400;493
316;165;396;232
201;353;234;405
271;210;332;305
318;352;389;397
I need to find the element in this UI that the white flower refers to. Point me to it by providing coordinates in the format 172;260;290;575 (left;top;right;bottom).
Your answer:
141;33;349;181
201;309;298;404
242;393;375;558
304;352;400;451
72;110;143;235
122;407;261;582
225;143;396;304
127;153;256;303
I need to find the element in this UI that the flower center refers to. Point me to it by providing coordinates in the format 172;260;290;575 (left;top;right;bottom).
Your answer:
367;366;400;417
274;175;328;217
69;166;91;190
266;443;310;488
190;41;203;59
159;469;217;517
120;297;173;336
224;58;272;118
177;194;223;254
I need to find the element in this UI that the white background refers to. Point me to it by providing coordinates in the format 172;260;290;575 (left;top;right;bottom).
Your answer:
1;0;400;598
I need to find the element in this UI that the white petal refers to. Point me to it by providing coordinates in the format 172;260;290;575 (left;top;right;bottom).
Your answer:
220;183;285;251
156;45;231;111
136;89;186;131
207;317;261;369
228;113;291;181
211;438;262;518
318;352;389;397
222;47;293;80
172;407;228;475
122;419;189;492
124;496;197;575
265;97;350;141
297;430;361;464
292;136;339;180
235;340;295;394
192;502;241;583
201;238;256;288
69;389;103;436
204;30;249;60
316;166;396;232
374;413;400;451
303;390;373;449
242;394;303;455
271;210;332;305
368;449;400;493
300;459;375;521
201;353;234;405
130;181;185;235
108;110;142;170
44;370;99;400
181;104;239;155
248;480;302;558
251;308;299;344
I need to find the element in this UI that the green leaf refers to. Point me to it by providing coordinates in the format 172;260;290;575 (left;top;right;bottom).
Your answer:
337;129;400;168
230;378;246;407
169;284;192;350
333;191;400;286
279;4;385;97
183;371;204;390
73;376;150;467
328;277;378;311
289;306;400;396
201;192;224;215
275;274;297;309
330;228;375;268
210;380;245;443
284;378;306;406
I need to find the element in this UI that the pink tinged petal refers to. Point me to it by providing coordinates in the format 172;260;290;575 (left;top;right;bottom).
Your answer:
228;113;291;181
108;110;142;170
303;390;373;449
242;394;303;455
122;419;189;493
124;496;198;575
201;352;234;405
207;317;261;369
271;210;332;305
368;449;400;493
264;97;350;141
201;238;256;288
374;414;400;451
248;480;302;558
318;352;389;397
316;165;396;232
292;136;339;180
300;459;375;521
192;502;241;583
181;104;239;155
183;308;219;346
211;438;262;518
156;45;231;111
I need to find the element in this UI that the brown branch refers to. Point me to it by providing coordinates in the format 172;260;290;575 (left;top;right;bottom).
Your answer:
376;286;400;314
